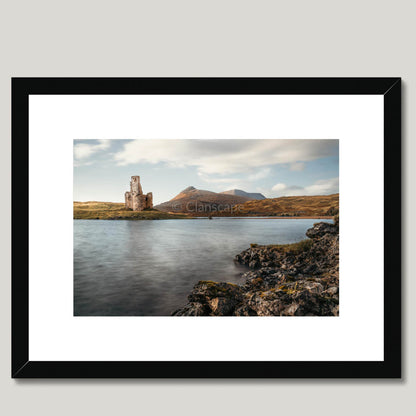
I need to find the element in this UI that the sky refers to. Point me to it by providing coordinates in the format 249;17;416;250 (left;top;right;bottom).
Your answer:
73;139;339;205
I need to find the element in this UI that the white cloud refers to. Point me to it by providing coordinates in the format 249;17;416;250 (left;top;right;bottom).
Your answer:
303;177;339;195
270;177;339;197
74;143;96;160
290;162;305;171
197;172;239;184
272;183;287;192
74;140;111;162
248;167;271;181
113;139;338;175
197;167;272;192
196;173;247;192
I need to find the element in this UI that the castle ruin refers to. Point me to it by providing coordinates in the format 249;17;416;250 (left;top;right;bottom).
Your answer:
125;176;153;211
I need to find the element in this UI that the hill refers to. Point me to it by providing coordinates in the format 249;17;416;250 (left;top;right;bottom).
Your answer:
154;186;252;213
73;201;190;220
215;193;339;217
220;189;265;200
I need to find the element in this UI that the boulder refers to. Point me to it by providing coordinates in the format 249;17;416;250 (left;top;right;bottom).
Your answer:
173;281;243;316
306;222;338;239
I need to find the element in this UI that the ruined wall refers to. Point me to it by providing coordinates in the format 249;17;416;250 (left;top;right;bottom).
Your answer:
130;176;143;194
145;192;153;209
124;176;153;211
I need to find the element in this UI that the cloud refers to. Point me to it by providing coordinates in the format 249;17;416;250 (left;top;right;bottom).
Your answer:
196;172;247;192
113;139;338;175
248;167;271;181
270;177;339;197
290;162;305;171
303;177;339;195
197;167;272;192
272;183;287;192
197;172;239;184
74;140;111;162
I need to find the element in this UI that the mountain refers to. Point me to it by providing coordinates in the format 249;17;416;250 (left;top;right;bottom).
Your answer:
155;187;339;217
154;186;252;214
220;189;265;200
215;194;339;217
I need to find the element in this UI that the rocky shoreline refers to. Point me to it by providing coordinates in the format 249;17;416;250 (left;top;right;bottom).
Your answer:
172;219;339;316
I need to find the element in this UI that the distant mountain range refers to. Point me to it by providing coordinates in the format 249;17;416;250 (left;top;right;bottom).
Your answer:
155;186;339;217
154;186;260;214
220;189;265;200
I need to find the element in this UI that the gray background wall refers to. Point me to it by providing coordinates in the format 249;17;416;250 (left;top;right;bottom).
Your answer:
1;1;414;415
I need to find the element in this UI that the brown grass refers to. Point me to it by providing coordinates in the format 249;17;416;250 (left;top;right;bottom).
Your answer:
255;239;314;254
73;201;190;220
222;193;339;217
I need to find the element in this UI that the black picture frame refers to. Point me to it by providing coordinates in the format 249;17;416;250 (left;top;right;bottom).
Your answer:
12;77;401;378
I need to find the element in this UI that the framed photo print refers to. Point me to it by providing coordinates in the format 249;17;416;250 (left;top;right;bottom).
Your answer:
12;78;401;378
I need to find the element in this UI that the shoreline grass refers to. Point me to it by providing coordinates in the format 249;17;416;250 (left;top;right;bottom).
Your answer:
250;238;314;254
73;202;190;220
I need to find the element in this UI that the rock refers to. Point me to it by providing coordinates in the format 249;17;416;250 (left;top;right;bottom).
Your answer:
234;305;258;316
324;286;339;296
171;302;209;316
285;304;299;315
173;222;339;316
306;222;338;239
173;281;243;316
209;297;236;316
249;260;260;269
302;281;324;294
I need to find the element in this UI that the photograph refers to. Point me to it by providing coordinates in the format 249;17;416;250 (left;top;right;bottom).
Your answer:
74;138;339;317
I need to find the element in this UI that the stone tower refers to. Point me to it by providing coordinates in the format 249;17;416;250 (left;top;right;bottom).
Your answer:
124;176;153;211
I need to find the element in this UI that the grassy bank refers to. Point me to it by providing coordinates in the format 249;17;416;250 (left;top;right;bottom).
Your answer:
73;201;190;220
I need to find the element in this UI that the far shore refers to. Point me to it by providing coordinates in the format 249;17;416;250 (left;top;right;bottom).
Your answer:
73;201;336;221
193;216;334;220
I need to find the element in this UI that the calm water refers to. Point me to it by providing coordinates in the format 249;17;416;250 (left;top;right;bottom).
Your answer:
74;218;332;316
